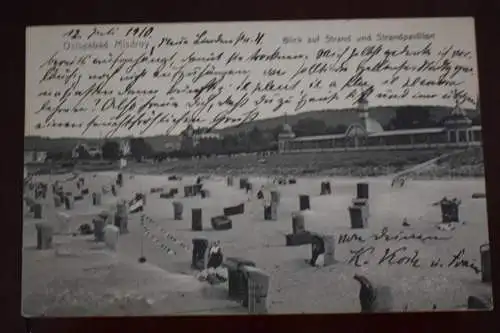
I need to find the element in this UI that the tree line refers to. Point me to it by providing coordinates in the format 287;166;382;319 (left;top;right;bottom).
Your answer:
44;106;481;162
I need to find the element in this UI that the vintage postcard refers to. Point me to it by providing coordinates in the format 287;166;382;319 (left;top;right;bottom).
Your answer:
23;17;492;316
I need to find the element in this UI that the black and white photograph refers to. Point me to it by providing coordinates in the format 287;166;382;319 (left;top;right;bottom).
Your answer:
23;17;492;316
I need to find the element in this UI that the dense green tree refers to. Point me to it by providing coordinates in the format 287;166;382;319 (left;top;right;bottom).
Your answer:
75;145;90;160
130;138;154;161
101;141;121;160
292;118;328;136
327;124;348;134
248;126;266;148
387;106;437;130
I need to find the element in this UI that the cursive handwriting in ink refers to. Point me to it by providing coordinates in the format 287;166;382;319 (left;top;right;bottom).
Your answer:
347;246;375;267
125;26;155;39
62;28;82;40
371;227;452;243
377;246;421;267
338;233;366;244
447;249;481;274
87;27;118;39
29;23;477;138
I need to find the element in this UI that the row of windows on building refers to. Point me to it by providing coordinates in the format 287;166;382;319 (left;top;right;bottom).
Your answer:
284;127;482;151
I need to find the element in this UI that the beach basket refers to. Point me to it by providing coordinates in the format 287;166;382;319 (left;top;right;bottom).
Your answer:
35;222;53;250
192;208;203;231
349;205;368;229
93;218;106;242
191;237;209;269
33;203;42;219
243;266;270;314
480;243;491;283
64;196;74;210
320;181;332;195
292;212;305;234
53;196;62;208
299;195;310;211
357;182;369;199
92;192;102;206
239;178;248;189
270;191;280;205
224;257;255;305
184;185;194;197
173;201;183;220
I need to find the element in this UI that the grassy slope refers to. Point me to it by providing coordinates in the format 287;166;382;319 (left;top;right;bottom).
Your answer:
24;106;481;152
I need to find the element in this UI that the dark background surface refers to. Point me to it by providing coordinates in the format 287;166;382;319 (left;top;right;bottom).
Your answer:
3;1;500;332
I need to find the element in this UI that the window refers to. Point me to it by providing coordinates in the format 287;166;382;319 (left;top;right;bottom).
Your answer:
414;134;428;144
458;130;467;142
449;131;456;142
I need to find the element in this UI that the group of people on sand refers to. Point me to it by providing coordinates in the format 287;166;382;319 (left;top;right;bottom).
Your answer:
391;176;407;188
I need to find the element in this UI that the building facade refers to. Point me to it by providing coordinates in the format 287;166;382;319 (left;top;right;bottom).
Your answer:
180;124;222;153
72;143;103;159
278;100;482;154
164;141;182;152
24;150;47;163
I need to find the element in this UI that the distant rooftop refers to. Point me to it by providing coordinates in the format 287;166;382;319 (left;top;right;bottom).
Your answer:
291;125;482;142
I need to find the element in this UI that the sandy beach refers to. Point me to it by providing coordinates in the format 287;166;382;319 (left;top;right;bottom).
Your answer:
21;169;492;316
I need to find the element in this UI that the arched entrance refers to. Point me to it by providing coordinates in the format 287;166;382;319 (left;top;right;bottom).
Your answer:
345;124;367;148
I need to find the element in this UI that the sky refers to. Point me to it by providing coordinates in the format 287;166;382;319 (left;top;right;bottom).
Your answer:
25;17;479;138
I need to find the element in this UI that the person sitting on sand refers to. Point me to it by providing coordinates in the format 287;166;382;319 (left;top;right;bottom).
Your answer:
207;241;223;270
200;241;226;284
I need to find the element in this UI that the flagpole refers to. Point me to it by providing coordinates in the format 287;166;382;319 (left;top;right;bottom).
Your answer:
139;213;146;263
140;215;144;257
100;130;103;161
137;149;146;263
